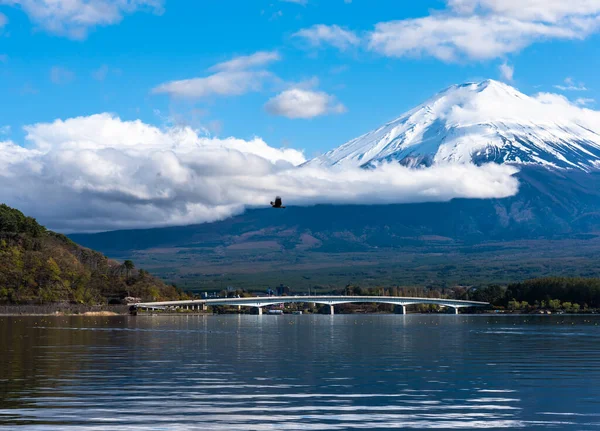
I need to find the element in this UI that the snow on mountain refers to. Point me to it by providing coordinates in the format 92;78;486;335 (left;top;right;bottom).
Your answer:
307;80;600;171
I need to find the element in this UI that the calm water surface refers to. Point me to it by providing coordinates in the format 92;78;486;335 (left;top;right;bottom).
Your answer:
1;314;600;430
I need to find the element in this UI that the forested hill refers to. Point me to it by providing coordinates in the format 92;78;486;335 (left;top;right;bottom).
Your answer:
0;204;187;305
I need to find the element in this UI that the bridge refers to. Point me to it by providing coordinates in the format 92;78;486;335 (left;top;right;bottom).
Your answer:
133;296;488;315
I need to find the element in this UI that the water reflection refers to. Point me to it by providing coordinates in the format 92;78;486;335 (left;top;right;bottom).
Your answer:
1;315;600;430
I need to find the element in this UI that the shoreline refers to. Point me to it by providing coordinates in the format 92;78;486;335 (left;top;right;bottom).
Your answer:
0;304;129;316
1;304;597;317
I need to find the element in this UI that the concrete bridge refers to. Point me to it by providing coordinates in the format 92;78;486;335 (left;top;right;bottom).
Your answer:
133;295;488;315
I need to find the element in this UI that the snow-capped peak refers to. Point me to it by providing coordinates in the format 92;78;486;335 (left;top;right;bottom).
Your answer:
307;79;600;171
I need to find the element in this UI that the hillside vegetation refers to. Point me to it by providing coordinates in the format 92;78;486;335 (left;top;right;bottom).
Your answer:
0;204;187;305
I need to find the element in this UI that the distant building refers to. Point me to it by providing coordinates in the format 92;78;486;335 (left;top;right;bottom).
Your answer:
276;284;291;296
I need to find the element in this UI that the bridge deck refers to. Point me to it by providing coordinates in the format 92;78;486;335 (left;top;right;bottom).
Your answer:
135;295;488;309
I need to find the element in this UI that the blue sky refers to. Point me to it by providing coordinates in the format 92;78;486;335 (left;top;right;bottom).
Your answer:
2;1;600;232
2;0;599;157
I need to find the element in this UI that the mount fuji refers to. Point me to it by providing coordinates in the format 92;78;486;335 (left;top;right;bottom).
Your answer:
70;80;600;289
307;80;600;172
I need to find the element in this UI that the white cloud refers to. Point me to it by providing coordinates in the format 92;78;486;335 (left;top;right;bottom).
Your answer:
0;0;164;39
293;24;360;51
265;88;347;119
210;51;280;72
50;66;75;84
575;97;595;107
554;77;588;91
152;70;274;99
0;114;519;232
369;16;584;61
499;62;514;81
367;0;600;61
287;1;600;60
280;0;307;5
446;0;600;22
152;51;281;99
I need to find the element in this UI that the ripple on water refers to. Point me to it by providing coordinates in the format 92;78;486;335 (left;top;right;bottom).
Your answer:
1;315;600;430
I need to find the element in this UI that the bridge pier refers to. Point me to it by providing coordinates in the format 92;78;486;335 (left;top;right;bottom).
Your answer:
256;307;263;316
202;303;208;312
328;305;334;315
395;305;407;315
449;307;459;315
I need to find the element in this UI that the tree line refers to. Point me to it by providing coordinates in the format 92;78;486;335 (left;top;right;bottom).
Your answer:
336;278;600;311
467;277;600;310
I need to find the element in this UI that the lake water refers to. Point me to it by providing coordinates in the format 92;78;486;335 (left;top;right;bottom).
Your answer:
1;314;600;430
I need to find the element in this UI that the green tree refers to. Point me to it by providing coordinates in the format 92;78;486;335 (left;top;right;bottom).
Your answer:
548;299;561;310
123;260;135;279
508;300;521;310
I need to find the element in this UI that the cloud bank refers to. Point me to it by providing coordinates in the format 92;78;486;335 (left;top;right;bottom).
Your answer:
0;113;519;232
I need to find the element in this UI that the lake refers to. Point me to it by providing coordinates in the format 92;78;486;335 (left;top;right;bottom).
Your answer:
1;314;599;430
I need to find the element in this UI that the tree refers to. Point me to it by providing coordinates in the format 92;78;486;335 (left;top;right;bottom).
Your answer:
123;260;135;279
471;285;505;305
548;299;561;310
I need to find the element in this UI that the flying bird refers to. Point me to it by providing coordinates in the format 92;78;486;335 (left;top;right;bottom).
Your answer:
271;196;286;209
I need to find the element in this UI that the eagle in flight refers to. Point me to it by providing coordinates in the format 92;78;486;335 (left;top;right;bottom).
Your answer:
271;196;286;209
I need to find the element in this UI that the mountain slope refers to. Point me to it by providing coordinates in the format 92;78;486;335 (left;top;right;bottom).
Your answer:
307;80;600;171
0;204;186;304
